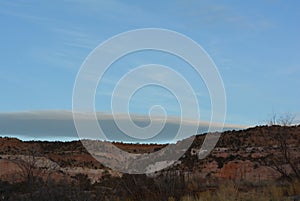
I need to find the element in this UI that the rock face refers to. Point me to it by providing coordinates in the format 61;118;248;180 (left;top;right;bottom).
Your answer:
0;155;118;184
167;125;300;182
216;160;280;182
0;159;21;182
0;125;299;183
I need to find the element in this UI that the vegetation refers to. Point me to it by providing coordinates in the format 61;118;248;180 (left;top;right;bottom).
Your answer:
262;114;300;181
0;175;299;201
181;180;300;201
0;123;299;200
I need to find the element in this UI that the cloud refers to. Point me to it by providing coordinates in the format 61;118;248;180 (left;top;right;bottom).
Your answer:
0;1;99;71
174;1;274;31
0;7;54;24
0;110;246;143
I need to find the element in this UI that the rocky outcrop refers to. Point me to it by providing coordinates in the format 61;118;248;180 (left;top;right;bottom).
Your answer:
0;125;299;183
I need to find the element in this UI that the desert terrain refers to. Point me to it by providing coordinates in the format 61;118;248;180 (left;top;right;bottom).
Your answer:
0;125;299;200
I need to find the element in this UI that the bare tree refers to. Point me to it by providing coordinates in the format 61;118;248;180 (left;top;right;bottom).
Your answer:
268;113;296;126
7;146;58;186
263;114;299;181
8;147;39;186
278;113;296;126
268;113;278;126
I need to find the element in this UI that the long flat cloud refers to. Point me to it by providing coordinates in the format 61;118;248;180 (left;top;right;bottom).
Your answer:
0;110;247;143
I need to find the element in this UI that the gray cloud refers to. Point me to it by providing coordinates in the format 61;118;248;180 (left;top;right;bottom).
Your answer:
0;110;247;143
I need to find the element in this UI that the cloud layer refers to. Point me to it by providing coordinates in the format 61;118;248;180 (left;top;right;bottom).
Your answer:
0;110;246;143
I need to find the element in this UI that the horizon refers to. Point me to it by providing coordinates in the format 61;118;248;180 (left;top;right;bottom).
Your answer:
3;123;298;144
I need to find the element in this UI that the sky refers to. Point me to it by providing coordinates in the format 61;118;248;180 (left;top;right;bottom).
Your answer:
0;0;299;140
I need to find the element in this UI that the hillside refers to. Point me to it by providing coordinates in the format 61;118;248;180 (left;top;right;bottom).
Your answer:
0;125;299;200
1;125;299;181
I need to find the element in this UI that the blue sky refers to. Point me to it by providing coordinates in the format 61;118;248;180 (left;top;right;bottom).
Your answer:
0;0;299;126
